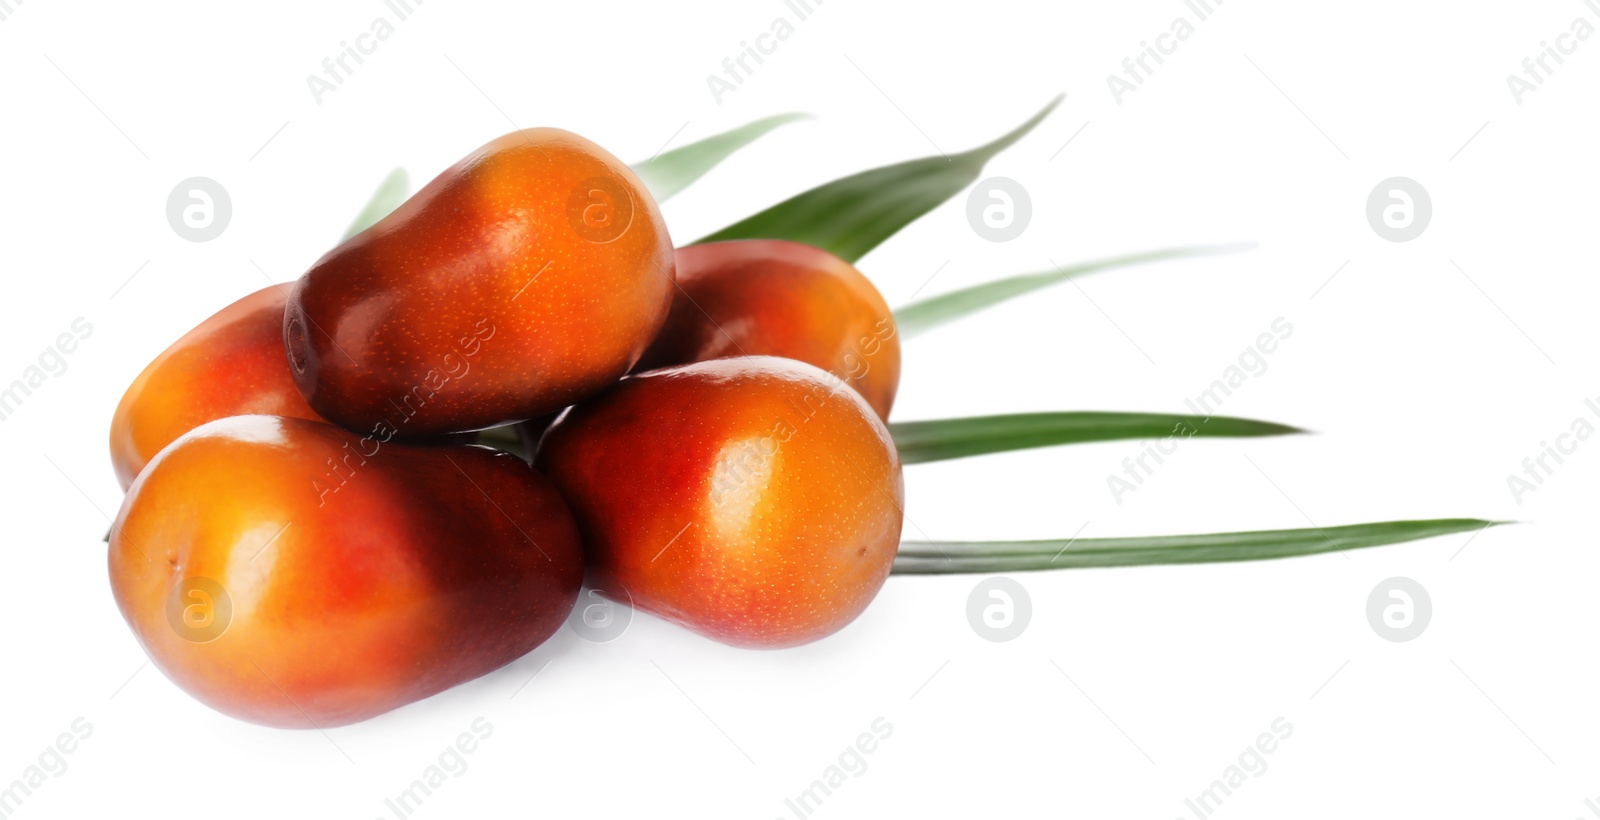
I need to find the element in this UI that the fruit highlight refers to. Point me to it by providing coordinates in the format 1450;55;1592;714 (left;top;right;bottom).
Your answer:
285;128;674;436
538;357;904;648
636;239;901;420
98;104;1492;728
110;286;323;489
108;415;583;728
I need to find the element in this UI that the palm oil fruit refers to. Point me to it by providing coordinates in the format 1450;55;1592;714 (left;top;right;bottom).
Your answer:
537;356;905;649
285;128;674;437
634;239;901;420
110;286;323;490
108;415;583;728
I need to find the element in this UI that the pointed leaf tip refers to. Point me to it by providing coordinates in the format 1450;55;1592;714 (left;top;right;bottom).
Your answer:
895;243;1255;338
958;93;1064;165
889;411;1302;465
695;96;1062;262
892;518;1502;574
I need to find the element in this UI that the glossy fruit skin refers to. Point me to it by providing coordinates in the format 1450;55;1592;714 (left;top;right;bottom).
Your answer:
537;356;904;649
634;240;901;420
110;286;323;490
108;415;583;728
286;128;674;437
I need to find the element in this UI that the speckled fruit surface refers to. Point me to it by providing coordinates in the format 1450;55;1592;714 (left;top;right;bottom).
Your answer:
635;239;901;420
110;286;324;489
537;356;904;648
286;128;674;436
109;415;583;728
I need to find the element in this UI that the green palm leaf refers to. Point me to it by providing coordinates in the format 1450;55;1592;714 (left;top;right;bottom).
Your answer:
895;244;1250;339
340;115;806;240
890;411;1300;465
341;168;409;240
633;113;810;202
893;519;1502;574
695;95;1064;262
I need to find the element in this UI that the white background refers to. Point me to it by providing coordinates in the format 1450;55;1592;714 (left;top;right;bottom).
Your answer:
1;0;1596;817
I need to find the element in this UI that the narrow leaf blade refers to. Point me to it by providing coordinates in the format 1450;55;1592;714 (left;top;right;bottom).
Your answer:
892;519;1502;574
632;113;810;203
342;168;409;241
889;411;1301;465
695;95;1063;262
895;244;1250;339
